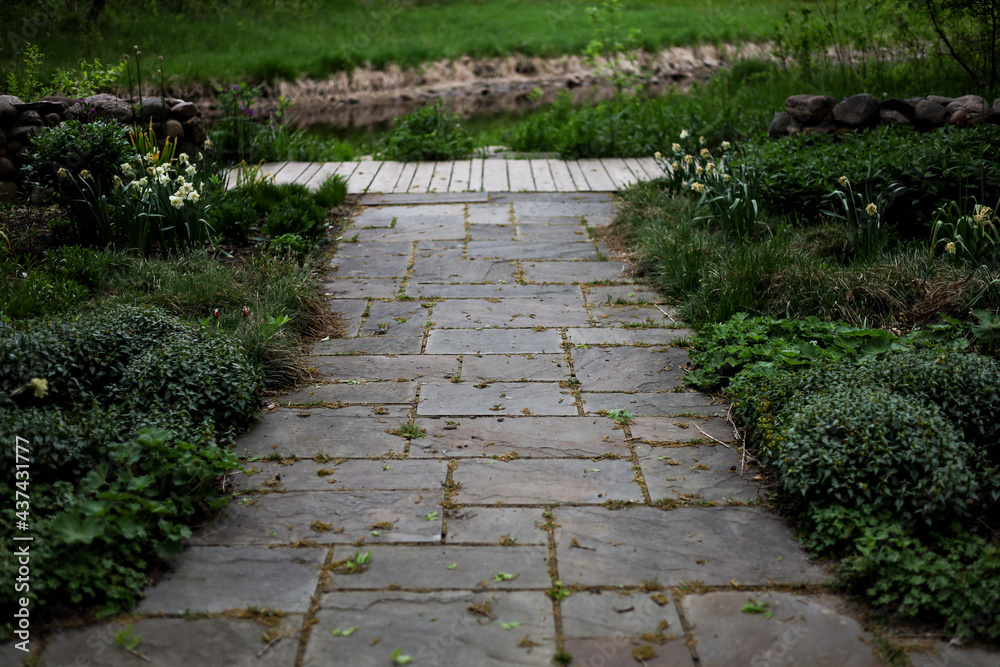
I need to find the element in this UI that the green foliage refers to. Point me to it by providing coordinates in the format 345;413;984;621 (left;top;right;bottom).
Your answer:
313;175;348;209
262;191;328;239
0;269;90;320
4;42;45;100
211;82;264;163
379;103;474;162
205;190;259;244
49;58;125;97
930;200;1000;265
267;233;315;258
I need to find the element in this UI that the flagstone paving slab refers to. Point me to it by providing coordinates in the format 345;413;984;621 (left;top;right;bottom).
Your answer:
231;409;407;459
461;354;571;381
330;254;410;278
561;590;683;638
562;638;694;667
635;443;758;503
424;329;564;354
284;381;418;405
232;460;447;492
584;285;662;306
354;225;466;243
360;301;433;337
37;616;303;667
907;643;1000;667
328;298;368;337
355;204;465;226
323;278;401;299
556;506;827;587
313;354;459;381
310;336;424;355
418;382;577;416
304;591;555;667
446;507;548;544
138;546;325;613
410;254;520;283
521;260;631;284
590;305;679;327
517;225;590;242
682;591;882;667
404;283;583;299
466;240;599;261
468;223;518;241
571;347;689;392
630;417;734;443
466;203;513;224
431;299;589;328
581;392;726;417
334;239;413;257
454;459;643;504
565;327;693;346
411;417;627;458
322;545;552;591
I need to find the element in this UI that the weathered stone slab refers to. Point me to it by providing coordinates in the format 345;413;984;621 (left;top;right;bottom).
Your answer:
329;255;410;278
322;545;552;591
411;416;626;458
188;490;442;546
467;240;598;261
405;283;583;299
232;409;407;459
354;225;465;243
522;261;631;284
630;417;734;444
354;203;465;227
328;298;368;337
590;305;679;327
582;392;725;417
138;546;325;613
311;336;424;356
410;252;519;283
683;592;881;667
561;590;682;638
233;459;447;492
466;203;513;224
908;643;1000;667
361;192;489;205
38;616;302;667
516;224;590;242
584;285;662;306
515;214;586;226
468;223;517;241
453;459;643;504
431;299;589;328
571;347;689;391
334;239;412;257
566;328;693;346
462;354;571;381
635;443;758;503
283;382;417;405
555;506;827;587
360;301;431;337
418;382;577;416
425;329;563;354
1;642;27;667
562;638;694;667
447;507;548;544
323;278;400;299
304;591;554;666
314;355;459;381
512;199;616;220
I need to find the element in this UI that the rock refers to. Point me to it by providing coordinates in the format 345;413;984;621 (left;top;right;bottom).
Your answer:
879;109;911;126
135;96;170;122
166;119;184;139
0;97;19;124
8;125;41;143
176;140;200;160
949;109;968;126
913;100;948;129
768;111;792;137
69;94;132;123
170;101;199;120
182;116;207;145
43;112;62;126
14;100;66;115
785;94;836;125
945;94;989;120
927;94;954;106
0;180;18;204
18;110;42;126
0;157;15;178
0;130;6;157
880;98;916;119
832;93;880;128
988;98;1000;124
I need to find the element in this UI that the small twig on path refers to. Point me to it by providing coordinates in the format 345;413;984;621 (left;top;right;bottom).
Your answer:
257;635;283;659
127;648;151;663
652;303;678;324
694;423;730;449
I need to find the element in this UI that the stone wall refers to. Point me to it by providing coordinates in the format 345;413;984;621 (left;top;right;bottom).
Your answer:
0;93;208;203
768;93;1000;137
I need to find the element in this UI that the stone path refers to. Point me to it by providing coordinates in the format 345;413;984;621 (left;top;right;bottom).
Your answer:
21;193;997;667
252;157;661;194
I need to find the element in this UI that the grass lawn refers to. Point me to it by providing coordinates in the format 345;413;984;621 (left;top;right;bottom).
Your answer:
17;0;794;86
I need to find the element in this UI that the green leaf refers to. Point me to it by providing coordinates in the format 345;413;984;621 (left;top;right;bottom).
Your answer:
391;648;413;665
51;512;105;544
499;621;522;630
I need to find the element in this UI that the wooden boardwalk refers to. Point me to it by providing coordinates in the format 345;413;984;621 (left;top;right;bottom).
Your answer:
254;157;662;194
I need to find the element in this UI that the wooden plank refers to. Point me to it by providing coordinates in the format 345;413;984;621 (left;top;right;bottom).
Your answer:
507;160;535;192
482;160;508;192
302;162;340;189
429;161;454;193
528;159;557;192
271;161;312;184
258;161;288;179
449;160;472;192
366;161;405;193
623;157;654;182
576;158;616;191
334;162;362;193
468;158;485;191
297;163;324;187
566;160;593;191
547;159;578;192
407;162;436;193
600;158;638;189
392;162;418;194
633;157;664;180
346;161;382;193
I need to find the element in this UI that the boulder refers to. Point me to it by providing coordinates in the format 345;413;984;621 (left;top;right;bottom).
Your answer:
0;96;21;124
832;93;880;128
768;111;792;136
785;94;836;125
14;100;66;116
182;116;207;145
881;98;916;119
949;109;968;126
988;98;1000;124
927;95;954;106
170;101;199;120
166;119;184;139
0;157;15;178
0;180;18;204
43;113;62;127
135;96;170;123
18;110;42;126
0;130;6;157
879;109;911;126
68;94;132;123
913;100;948;129
8;125;41;143
945;94;989;120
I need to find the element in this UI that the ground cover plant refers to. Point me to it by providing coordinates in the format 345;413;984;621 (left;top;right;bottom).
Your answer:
0;115;347;636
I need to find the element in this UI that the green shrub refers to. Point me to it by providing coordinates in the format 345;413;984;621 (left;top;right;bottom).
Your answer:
246;182;310;215
43;245;128;290
763;387;981;521
206;190;260;243
313;174;348;208
0;270;90;320
379;103;475;161
262;192;328;239
267;232;314;257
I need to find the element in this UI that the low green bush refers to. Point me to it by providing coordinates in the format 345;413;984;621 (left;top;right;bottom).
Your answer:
379;103;475;161
313;174;348;208
206;190;260;244
0;270;90;320
262;191;328;239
